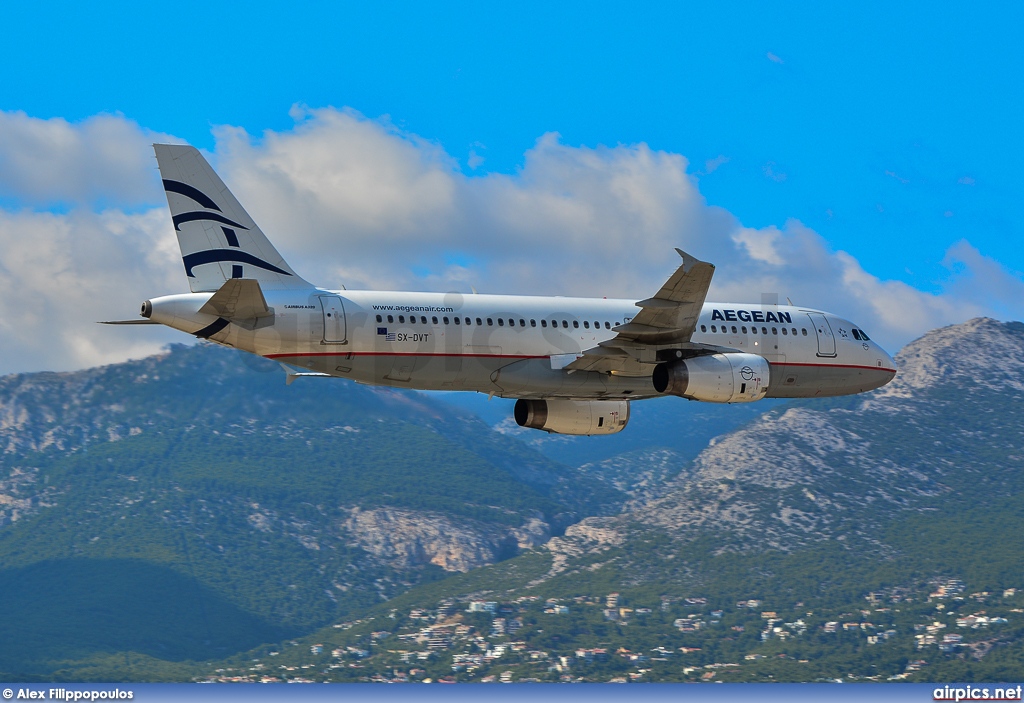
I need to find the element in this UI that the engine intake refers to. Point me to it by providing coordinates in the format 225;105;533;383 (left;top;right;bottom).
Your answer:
514;399;630;435
653;352;769;403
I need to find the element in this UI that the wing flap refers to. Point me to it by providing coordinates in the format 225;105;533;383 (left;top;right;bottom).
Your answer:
566;248;716;373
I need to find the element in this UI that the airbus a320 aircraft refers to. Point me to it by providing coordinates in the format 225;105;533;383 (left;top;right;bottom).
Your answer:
106;145;897;435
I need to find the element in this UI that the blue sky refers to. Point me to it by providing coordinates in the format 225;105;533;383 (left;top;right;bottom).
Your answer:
0;2;1021;372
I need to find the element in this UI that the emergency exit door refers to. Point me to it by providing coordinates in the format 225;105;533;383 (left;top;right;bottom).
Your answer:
319;296;347;344
806;312;836;357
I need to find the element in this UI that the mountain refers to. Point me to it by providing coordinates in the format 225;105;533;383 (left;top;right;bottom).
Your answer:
0;343;625;677
625;317;1024;551
220;318;1024;684
10;318;1021;683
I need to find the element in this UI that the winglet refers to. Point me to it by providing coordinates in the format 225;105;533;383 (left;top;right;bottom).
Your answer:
675;247;714;272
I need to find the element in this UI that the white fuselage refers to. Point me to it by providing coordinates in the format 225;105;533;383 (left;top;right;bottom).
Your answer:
148;288;897;400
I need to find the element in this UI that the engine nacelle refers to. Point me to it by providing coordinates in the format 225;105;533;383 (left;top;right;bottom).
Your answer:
513;399;630;435
652;353;770;403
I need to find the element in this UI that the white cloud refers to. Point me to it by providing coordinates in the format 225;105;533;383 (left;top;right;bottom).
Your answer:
704;155;729;173
0;110;180;206
0;207;182;373
941;241;1024;321
0;106;1021;374
214;109;1022;352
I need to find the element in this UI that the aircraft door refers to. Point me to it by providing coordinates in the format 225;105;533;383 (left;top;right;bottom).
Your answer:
319;296;347;344
807;312;836;357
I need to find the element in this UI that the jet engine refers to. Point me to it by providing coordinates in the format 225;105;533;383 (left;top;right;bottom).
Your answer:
514;399;630;435
652;352;769;403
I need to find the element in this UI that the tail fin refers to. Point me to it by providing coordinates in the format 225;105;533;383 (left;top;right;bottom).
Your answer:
153;144;312;292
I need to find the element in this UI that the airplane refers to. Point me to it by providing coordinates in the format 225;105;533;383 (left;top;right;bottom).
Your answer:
105;144;897;435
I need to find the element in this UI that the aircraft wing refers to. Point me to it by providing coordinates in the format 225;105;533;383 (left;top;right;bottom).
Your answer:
566;249;717;374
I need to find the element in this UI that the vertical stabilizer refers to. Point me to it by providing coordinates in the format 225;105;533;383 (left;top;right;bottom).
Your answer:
154;144;312;292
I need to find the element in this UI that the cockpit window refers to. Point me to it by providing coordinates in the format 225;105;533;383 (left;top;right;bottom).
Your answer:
852;329;862;340
859;329;871;341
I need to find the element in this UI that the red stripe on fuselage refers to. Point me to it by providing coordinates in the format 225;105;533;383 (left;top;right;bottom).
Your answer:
778;361;897;374
266;352;548;360
265;352;895;373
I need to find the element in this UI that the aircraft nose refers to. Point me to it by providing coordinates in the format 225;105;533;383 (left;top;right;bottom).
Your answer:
883;348;897;372
877;347;898;386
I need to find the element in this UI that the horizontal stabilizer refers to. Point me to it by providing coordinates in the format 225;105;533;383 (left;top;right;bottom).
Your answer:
279;363;331;385
199;279;272;321
98;319;160;325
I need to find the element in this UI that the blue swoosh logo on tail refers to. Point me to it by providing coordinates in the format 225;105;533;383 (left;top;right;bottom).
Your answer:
183;249;291;277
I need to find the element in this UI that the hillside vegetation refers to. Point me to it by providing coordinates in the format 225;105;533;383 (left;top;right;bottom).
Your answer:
2;319;1023;682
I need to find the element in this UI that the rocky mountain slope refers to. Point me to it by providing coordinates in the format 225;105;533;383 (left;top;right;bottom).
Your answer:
549;317;1024;558
227;317;1024;685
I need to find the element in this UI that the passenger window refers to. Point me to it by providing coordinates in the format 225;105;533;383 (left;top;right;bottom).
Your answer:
762;327;768;334
573;320;579;328
487;318;493;326
701;325;707;332
741;326;747;334
731;326;737;333
519;319;526;327
530;319;536;327
376;314;382;323
432;316;438;324
443;316;450;324
562;320;569;328
605;322;611;329
454;317;460;325
387;315;394;323
584;321;590;329
498;318;504;326
465;317;471;325
781;327;787;335
711;325;717;333
541;320;547;328
399;315;405;323
772;327;778;335
792;328;797;335
476;317;482;325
